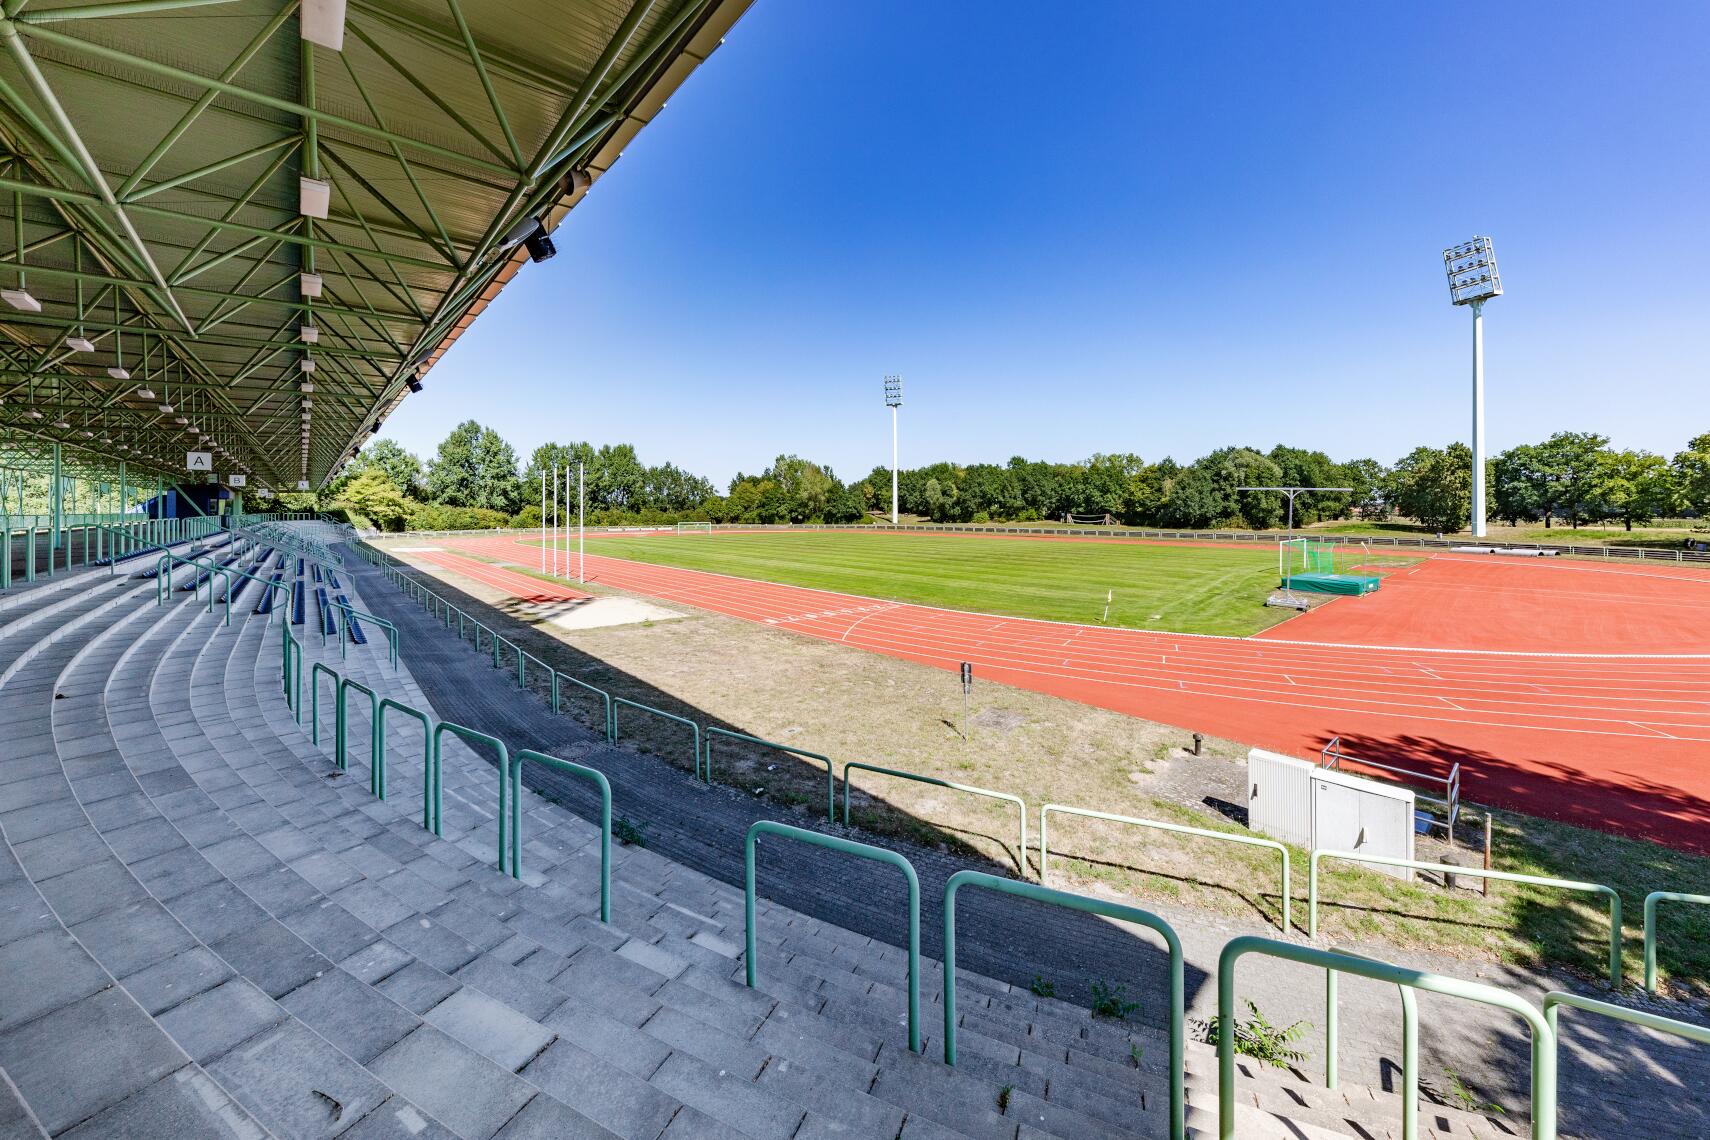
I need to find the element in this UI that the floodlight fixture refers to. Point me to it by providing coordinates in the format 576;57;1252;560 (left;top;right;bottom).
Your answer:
65;336;95;353
1444;237;1501;306
1441;235;1502;538
524;230;556;263
2;288;40;312
300;0;346;50
299;272;323;298
883;375;903;408
370;421;381;434
299;177;331;219
407;377;423;393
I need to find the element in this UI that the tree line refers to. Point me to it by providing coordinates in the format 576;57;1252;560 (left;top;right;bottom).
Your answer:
322;419;1710;535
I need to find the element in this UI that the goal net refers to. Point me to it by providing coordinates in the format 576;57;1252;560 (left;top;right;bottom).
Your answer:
1065;512;1115;526
674;521;713;534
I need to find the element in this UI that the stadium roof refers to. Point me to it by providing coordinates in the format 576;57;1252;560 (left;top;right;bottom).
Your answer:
0;0;751;491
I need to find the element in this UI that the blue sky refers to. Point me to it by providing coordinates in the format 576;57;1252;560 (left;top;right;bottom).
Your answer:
384;1;1710;488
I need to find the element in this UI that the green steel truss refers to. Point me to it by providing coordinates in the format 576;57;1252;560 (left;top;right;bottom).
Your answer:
0;0;750;490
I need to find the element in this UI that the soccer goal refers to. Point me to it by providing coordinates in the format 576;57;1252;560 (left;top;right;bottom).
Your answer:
674;521;713;534
1065;512;1116;526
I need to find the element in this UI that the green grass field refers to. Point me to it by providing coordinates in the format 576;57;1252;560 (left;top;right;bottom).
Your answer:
550;530;1302;636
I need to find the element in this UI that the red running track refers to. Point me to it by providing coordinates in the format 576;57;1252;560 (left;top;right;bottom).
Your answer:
400;548;589;603
415;534;1710;852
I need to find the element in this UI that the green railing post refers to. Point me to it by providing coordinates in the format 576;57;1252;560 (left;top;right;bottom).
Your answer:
1642;891;1710;994
845;762;1027;877
310;662;340;750
514;749;612;922
433;722;513;875
1219;936;1556;1140
744;820;921;1052
1309;850;1622;987
612;697;703;780
551;671;616;742
708;728;834;822
943;870;1184;1137
1042;803;1291;932
378;698;435;831
337;678;379;790
1543;991;1710;1130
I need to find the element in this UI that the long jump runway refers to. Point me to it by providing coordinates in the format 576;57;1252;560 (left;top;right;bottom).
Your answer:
421;534;1710;852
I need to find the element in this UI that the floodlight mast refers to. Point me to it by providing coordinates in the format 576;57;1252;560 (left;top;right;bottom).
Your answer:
883;375;903;525
1444;237;1502;538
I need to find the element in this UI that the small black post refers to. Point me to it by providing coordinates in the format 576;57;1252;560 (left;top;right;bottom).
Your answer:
1191;732;1203;756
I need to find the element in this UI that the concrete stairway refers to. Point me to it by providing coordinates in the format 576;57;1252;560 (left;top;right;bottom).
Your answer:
0;558;1512;1139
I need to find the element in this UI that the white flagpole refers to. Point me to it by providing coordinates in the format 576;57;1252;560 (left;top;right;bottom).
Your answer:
551;464;558;577
578;459;586;584
539;468;545;573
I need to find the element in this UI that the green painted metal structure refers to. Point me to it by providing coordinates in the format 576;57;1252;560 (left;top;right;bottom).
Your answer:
1643;890;1710;995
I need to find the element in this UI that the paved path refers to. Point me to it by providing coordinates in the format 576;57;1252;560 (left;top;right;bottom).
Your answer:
348;546;1710;1138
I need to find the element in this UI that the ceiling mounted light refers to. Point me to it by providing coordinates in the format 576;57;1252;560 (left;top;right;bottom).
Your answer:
300;0;346;51
65;336;95;353
174;416;188;424
300;357;316;373
300;272;323;298
52;419;69;430
134;387;155;400
299;324;319;344
24;409;43;420
186;426;199;434
298;381;315;394
299;176;331;219
78;429;93;438
301;398;313;409
2;288;40;312
158;403;173;413
107;366;131;380
406;377;422;394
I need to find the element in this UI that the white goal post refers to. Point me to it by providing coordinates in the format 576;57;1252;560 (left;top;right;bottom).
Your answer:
674;521;713;534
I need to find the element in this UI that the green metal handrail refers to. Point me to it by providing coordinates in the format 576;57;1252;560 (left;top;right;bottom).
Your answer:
309;661;339;747
330;600;399;668
846;762;1027;878
612;696;705;781
1309;850;1622;986
942;869;1184;1137
708;728;833;822
744;819;922;1052
1643;891;1710;994
512;749;612;922
377;697;436;831
1543;990;1710;1131
551;668;615;742
433;721;516;876
1219;936;1556;1140
1042;803;1292;932
337;677;380;790
281;624;303;723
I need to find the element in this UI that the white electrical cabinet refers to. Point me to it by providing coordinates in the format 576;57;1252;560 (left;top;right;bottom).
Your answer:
1247;748;1416;879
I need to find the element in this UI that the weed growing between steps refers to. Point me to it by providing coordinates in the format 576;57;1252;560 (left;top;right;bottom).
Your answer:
1201;1000;1310;1070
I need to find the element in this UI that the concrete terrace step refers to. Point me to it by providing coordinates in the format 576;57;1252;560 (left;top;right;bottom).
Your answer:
0;546;1518;1140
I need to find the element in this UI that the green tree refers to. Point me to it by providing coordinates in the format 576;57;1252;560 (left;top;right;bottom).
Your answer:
1539;431;1611;528
1491;444;1549;526
427;421;521;513
1673;433;1710;518
1598;450;1677;530
336;468;413;531
1388;443;1473;533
